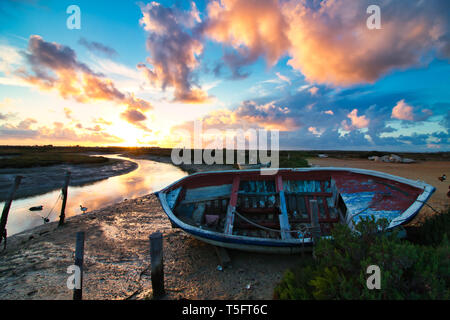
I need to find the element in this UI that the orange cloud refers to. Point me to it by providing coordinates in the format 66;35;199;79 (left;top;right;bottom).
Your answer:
202;0;450;86
282;0;450;86
308;86;319;96
175;100;300;133
138;2;211;104
0;118;123;144
15;35;152;130
308;126;324;136
204;0;290;76
391;100;414;121
341;109;370;131
120;108;152;132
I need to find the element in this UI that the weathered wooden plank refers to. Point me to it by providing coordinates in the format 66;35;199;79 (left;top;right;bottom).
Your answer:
309;200;321;244
238;207;278;214
184;184;232;202
180;195;230;205
237;191;333;197
276;175;292;240
166;187;182;209
224;176;240;235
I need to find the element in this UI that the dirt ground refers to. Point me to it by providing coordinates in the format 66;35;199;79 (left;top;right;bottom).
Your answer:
308;158;449;224
0;194;299;300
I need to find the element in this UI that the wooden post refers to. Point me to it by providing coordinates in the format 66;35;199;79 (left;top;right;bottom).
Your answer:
73;231;85;300
309;199;321;244
214;246;231;269
150;232;165;299
58;171;71;227
0;176;23;249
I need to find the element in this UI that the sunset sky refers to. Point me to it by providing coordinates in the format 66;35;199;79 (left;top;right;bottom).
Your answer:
0;0;449;151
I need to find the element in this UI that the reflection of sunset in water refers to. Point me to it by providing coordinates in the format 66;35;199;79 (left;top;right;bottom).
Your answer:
3;155;187;236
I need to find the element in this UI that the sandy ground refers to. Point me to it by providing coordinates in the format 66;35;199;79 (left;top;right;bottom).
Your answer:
308;158;449;224
0;157;448;300
0;194;299;300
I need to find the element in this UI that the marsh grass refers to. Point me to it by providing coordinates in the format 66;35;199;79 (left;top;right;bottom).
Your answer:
0;151;110;168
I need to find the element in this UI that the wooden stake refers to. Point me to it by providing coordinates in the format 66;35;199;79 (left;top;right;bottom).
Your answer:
58;171;71;227
214;246;231;268
150;232;165;299
73;231;85;300
0;176;23;249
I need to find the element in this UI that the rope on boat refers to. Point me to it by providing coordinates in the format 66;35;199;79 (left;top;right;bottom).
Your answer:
233;210;313;235
415;200;441;214
347;205;372;227
389;200;442;225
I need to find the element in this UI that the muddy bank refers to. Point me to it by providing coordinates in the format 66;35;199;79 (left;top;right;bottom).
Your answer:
0;194;299;300
0;158;137;202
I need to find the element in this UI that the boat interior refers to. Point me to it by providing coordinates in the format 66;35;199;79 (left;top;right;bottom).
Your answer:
165;172;349;240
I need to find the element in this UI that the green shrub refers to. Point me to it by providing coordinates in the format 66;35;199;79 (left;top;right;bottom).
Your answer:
274;216;450;300
278;152;309;168
406;209;450;247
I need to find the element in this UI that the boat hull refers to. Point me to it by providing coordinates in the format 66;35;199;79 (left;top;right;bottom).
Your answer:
157;167;435;254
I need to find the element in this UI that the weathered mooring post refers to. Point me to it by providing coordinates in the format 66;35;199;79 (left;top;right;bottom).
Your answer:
58;171;71;227
73;231;85;300
0;175;23;249
150;232;165;299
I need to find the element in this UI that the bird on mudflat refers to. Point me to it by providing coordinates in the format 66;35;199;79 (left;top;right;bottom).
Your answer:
80;205;88;213
438;174;446;182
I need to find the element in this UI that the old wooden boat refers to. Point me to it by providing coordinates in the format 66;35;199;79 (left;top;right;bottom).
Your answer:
157;168;435;254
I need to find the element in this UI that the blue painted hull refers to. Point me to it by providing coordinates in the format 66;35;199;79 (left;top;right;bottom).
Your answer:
157;167;435;254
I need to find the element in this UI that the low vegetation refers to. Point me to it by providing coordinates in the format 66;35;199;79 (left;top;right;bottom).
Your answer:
0;149;110;168
274;210;450;300
278;151;309;168
405;210;450;247
1;145;448;170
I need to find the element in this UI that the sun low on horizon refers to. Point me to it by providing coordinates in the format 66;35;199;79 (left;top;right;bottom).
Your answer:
0;0;449;151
